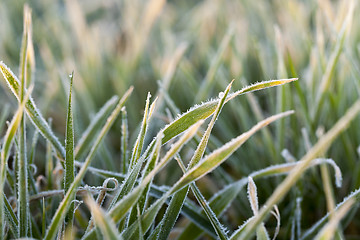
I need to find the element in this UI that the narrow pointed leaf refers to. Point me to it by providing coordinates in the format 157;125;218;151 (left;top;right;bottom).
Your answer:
158;81;231;240
169;111;294;195
236;100;360;240
75;95;119;160
44;87;133;240
18;5;32;236
178;158;342;240
130;93;152;167
64;72;75;233
161;78;297;143
178;157;229;240
121;107;128;174
82;122;204;240
108;120;202;224
0;62;66;158
0;87;30;238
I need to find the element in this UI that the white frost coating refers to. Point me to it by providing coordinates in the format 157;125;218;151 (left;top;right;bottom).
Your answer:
160;78;297;143
230;216;255;239
312;158;343;188
270;205;280;240
247;176;259;215
218;91;224;98
0;62;66;157
249;158;342;188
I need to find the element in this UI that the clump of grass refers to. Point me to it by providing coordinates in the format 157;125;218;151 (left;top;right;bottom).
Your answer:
1;0;360;239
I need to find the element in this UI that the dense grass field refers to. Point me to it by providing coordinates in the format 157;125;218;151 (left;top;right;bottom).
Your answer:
1;0;360;239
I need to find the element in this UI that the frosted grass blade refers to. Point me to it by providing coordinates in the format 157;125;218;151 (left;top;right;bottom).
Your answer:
120;107;128;174
162;78;297;144
302;188;360;239
3;195;19;237
18;5;32;236
0;62;66;158
176;156;229;240
109;121;202;224
64;72;75;234
0;86;31;238
44;87;133;240
236;100;360;240
125;111;291;240
107;132;162;232
85;195;122;240
177;156;342;239
89;122;203;240
130;93;157;168
158;81;232;240
314;198;354;240
127;128;162;225
75;95;119;160
169;111;294;195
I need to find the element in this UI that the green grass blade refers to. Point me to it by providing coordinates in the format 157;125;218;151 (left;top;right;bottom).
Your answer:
106;133;162;232
121;107;128;174
158;82;232;240
0;87;30;238
136;205;144;240
79;165;217;237
314;198;354;240
162;78;297;144
42;198;46;238
121;198;165;240
44;87;133;240
0;62;66;158
130;93;156;168
85;194;122;240
236;100;360;240
64;72;75;234
157;186;190;240
301;188;360;239
109;121;202;224
107;130;162;219
84;178;119;234
18;5;32;236
109;156;146;209
45;119;54;190
75;95;119;160
128;128;162;225
169;111;294;195
124;111;291;239
88;122;204;240
178;157;342;240
3;195;19;237
177;156;229;240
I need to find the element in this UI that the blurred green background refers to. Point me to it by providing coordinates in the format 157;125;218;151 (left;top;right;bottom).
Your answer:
1;0;360;238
